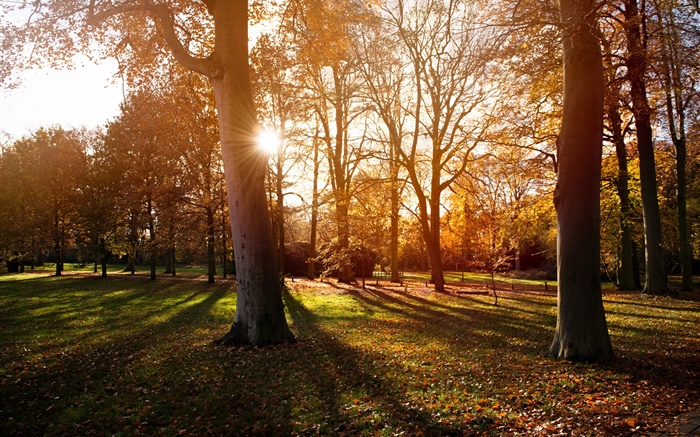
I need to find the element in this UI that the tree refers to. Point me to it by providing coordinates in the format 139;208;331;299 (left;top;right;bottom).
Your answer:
284;0;377;283
651;0;698;291
77;129;124;278
621;0;670;295
385;0;499;292
601;33;641;291
354;18;408;283
7;0;295;344
548;0;613;361
252;32;307;276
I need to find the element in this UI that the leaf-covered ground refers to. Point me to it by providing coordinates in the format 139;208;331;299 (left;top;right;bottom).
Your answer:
1;273;698;436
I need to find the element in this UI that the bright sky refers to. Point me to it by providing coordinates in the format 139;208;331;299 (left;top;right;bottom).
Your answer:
1;56;124;141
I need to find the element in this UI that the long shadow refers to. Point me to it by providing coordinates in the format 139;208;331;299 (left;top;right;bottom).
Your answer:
281;290;470;435
605;298;700;312
1;280;233;436
347;286;554;356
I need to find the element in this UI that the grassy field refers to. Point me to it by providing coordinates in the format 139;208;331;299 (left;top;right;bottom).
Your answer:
1;273;698;436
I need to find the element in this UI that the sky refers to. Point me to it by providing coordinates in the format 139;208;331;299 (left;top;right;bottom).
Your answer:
1;55;124;141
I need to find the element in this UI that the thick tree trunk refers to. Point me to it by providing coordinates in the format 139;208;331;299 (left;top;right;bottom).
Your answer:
548;0;613;362
210;0;295;345
623;0;669;295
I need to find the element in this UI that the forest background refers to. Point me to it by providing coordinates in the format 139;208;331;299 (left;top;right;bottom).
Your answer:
1;0;698;294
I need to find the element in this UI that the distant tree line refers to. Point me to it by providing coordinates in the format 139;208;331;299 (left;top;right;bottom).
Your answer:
2;0;698;294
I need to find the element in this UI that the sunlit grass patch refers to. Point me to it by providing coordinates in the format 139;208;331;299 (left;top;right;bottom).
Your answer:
1;275;698;436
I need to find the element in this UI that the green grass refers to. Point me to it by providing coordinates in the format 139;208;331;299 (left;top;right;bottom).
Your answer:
1;274;698;436
28;263;231;277
403;270;558;287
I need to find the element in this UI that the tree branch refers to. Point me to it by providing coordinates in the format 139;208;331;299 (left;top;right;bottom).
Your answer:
90;2;215;78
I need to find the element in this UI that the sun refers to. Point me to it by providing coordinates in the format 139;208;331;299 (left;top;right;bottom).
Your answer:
256;129;281;155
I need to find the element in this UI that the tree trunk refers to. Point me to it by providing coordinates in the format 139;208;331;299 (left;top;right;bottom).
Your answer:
654;0;693;291
100;238;108;278
674;137;693;290
171;247;176;276
221;208;228;279
429;179;445;292
125;249;135;274
308;132;320;280
54;211;61;276
548;0;613;362
609;103;639;291
623;0;669;295
164;247;174;274
210;0;294;345
331;67;353;283
336;199;354;282
427;242;445;292
275;133;286;275
390;141;400;283
207;205;216;283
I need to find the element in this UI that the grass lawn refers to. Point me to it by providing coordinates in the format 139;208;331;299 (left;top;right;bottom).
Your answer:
1;273;698;436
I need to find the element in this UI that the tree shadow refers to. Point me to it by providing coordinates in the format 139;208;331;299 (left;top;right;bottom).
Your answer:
1;279;233;436
280;290;471;435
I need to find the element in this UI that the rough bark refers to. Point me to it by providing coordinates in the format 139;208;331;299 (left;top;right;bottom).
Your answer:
623;0;669;295
209;0;295;345
548;0;613;362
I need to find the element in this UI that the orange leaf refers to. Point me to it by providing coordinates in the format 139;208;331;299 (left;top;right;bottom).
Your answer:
626;419;635;427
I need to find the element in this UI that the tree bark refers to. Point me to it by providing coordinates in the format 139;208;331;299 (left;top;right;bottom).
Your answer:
54;210;62;276
207;205;216;283
275;146;285;275
210;0;295;345
307;131;320;280
623;0;669;295
674;136;693;290
548;0;613;362
100;237;108;277
390;141;400;283
148;198;157;281
608;102;639;291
